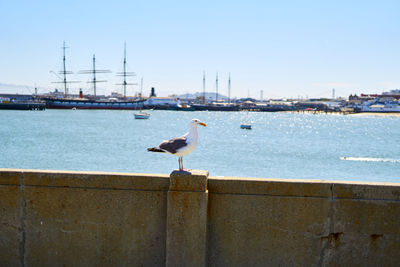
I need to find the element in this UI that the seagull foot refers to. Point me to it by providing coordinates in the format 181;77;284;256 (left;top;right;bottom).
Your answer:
178;168;192;174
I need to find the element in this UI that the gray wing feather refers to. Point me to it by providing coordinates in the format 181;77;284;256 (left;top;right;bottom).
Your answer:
159;136;187;154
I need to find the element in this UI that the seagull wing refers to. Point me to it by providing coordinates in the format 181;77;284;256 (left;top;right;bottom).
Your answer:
159;136;188;154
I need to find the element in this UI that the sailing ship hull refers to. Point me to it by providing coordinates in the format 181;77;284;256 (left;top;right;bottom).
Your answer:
44;98;145;110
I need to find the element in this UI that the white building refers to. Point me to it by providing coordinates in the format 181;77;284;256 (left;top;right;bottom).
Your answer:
144;97;177;106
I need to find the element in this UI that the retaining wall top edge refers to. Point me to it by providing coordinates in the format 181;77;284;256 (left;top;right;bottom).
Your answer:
208;176;331;197
208;176;400;200
209;176;400;187
0;168;169;178
3;169;399;187
0;168;170;191
2;169;400;199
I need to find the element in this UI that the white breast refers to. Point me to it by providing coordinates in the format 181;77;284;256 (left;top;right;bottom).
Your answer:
175;140;197;157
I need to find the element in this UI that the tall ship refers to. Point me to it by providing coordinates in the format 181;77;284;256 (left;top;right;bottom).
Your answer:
43;42;145;110
192;72;239;111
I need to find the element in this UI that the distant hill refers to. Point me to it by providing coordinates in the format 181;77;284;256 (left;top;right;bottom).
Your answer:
179;92;230;101
0;83;38;94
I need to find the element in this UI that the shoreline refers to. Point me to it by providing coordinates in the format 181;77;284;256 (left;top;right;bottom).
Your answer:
349;112;400;117
280;110;400;117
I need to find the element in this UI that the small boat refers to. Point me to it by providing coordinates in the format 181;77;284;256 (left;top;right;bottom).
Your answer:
240;123;252;130
134;111;150;119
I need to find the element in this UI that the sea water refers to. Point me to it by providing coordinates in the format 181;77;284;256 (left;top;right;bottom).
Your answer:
1;109;400;183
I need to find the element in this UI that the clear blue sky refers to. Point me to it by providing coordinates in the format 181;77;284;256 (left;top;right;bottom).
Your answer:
1;0;399;99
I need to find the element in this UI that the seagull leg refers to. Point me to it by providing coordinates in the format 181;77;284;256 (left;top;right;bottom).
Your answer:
178;157;182;171
181;157;189;171
177;157;188;172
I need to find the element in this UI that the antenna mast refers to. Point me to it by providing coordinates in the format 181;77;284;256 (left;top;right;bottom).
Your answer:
228;72;231;104
140;77;143;97
216;72;218;103
79;54;111;101
116;43;136;99
202;71;206;104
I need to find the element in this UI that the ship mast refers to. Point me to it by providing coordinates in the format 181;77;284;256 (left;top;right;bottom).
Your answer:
92;56;98;99
51;41;79;97
62;42;68;95
79;55;111;101
116;43;136;99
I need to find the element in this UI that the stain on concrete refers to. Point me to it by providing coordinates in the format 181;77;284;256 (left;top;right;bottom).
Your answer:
370;234;383;248
370;234;382;242
320;232;344;249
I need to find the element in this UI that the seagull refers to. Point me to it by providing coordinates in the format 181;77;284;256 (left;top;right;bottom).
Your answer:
147;118;207;171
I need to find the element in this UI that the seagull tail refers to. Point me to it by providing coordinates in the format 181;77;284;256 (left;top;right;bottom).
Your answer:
147;147;165;153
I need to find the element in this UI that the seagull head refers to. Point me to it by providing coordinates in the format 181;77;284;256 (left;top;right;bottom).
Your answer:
191;118;207;127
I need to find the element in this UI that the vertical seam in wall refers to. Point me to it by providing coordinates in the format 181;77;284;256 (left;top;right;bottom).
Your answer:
318;183;335;267
19;172;26;267
330;184;335;233
164;189;169;266
205;189;209;267
165;186;171;266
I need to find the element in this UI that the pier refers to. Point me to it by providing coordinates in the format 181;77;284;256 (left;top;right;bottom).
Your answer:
1;168;400;266
0;101;45;110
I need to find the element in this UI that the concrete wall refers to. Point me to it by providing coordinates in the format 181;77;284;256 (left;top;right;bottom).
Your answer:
0;169;169;266
207;177;400;266
1;168;400;266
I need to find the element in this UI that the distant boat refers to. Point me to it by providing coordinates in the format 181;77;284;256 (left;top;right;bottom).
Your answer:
240;123;252;130
175;99;195;111
241;108;252;129
134;111;150;119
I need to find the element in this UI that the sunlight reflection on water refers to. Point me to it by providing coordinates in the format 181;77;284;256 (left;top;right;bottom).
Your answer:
1;110;400;183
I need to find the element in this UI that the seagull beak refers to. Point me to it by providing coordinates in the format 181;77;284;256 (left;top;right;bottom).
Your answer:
199;122;207;127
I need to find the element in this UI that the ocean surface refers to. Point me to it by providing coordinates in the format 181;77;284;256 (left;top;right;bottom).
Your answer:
1;109;400;183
